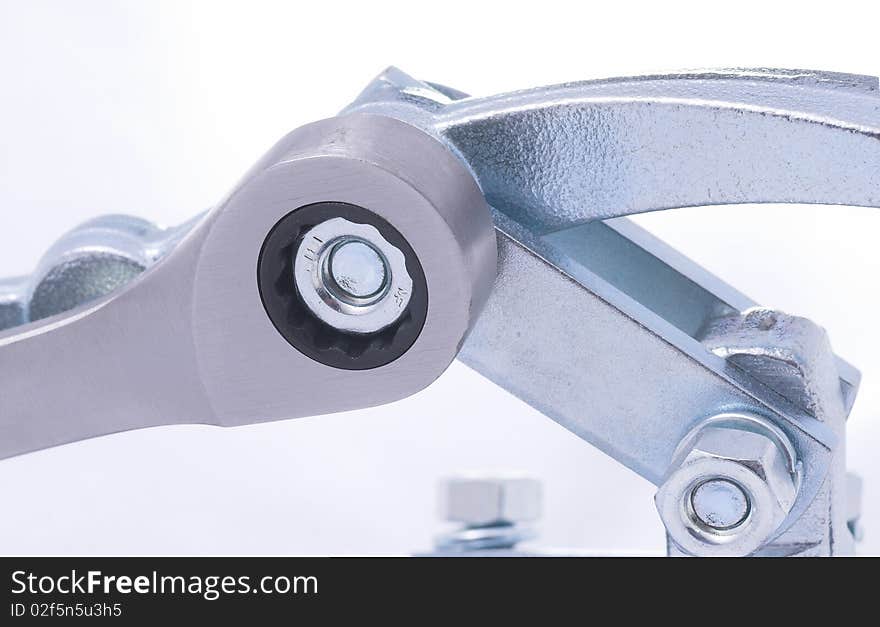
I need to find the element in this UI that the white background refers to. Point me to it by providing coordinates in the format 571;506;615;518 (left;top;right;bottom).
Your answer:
0;0;877;555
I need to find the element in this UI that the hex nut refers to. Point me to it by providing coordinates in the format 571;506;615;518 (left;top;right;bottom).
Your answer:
294;217;413;334
655;420;799;556
440;477;542;526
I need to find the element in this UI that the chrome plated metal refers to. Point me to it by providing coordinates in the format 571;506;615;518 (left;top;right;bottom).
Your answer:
457;220;842;555
0;214;196;330
655;413;800;556
435;476;541;551
344;67;876;555
690;479;750;530
345;67;880;232
294;217;412;334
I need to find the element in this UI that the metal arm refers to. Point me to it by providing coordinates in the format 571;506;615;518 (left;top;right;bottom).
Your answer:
344;67;878;555
345;67;880;231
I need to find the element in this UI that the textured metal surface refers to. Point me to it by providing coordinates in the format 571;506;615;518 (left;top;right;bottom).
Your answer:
458;219;836;545
0;214;194;329
29;255;145;322
0;113;496;459
344;68;874;555
699;309;852;555
345;67;880;233
462;222;850;554
346;67;866;406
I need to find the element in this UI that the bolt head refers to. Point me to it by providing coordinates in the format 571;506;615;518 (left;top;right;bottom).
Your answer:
690;478;750;530
293;217;413;334
326;238;388;301
655;422;798;556
440;477;541;526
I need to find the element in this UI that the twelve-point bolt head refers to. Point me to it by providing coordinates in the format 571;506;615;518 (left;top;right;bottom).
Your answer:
293;217;413;335
655;421;799;556
440;477;542;527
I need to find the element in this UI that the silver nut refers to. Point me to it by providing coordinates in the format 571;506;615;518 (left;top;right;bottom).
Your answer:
294;217;413;334
655;414;799;556
440;477;542;527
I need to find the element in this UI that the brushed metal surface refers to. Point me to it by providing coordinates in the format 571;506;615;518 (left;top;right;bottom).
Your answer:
0;113;496;457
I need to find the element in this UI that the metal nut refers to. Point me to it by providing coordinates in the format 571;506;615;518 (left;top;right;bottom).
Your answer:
440;477;541;527
655;414;799;556
294;217;413;335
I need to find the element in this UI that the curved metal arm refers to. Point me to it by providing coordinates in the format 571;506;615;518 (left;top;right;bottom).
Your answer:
345;67;879;233
344;67;877;554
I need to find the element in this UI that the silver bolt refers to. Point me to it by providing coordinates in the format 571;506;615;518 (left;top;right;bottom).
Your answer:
655;413;799;556
324;238;388;303
690;478;750;530
435;476;541;552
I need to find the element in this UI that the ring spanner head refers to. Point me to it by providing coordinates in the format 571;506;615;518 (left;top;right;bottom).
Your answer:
0;113;497;458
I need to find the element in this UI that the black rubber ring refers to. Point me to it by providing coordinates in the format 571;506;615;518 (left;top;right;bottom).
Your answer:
257;202;428;370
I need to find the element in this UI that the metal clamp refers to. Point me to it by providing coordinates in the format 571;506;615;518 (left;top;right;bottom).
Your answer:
2;67;877;556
